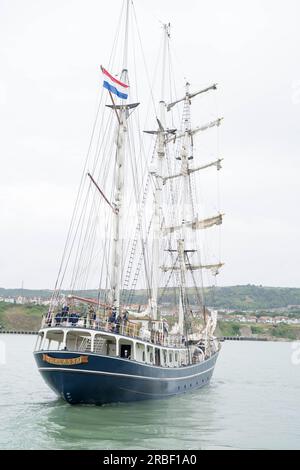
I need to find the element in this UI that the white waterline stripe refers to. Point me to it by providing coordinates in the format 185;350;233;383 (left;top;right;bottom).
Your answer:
38;366;215;382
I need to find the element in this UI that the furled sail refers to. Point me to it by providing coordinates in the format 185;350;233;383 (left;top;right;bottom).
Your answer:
160;262;224;272
162;158;223;184
166;118;223;144
162;214;223;236
167;84;217;112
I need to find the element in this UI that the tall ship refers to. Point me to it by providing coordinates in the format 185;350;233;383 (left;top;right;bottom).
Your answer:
34;0;224;405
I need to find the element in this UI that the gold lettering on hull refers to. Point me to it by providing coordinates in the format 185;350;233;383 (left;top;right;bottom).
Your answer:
42;354;89;366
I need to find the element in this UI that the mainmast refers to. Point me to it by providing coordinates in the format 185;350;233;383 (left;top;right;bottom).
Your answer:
149;23;170;320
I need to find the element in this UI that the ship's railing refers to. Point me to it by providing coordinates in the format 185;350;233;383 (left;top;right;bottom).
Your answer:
40;314;184;349
41;315;138;336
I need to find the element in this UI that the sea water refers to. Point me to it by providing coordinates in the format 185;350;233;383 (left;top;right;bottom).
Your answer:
0;335;299;450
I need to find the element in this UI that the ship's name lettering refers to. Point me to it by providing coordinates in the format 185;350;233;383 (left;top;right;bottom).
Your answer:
42;354;88;365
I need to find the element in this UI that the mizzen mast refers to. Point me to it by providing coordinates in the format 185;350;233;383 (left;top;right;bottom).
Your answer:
163;79;223;336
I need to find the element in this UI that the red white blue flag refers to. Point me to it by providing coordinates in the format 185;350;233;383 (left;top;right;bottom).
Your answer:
101;66;129;100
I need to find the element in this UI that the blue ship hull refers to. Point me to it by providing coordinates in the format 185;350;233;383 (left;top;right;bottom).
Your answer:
34;350;219;405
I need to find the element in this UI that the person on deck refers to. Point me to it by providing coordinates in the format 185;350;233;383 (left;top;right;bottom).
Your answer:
54;312;62;326
69;312;79;325
108;308;117;331
88;305;96;327
109;309;116;324
115;315;120;334
120;310;129;333
62;305;69;316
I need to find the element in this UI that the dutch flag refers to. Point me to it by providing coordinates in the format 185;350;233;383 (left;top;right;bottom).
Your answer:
101;66;129;100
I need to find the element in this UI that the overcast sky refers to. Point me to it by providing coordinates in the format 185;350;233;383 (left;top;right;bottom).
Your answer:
0;0;299;289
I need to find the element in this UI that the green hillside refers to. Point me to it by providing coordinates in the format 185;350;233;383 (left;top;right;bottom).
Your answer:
0;303;46;331
0;298;300;340
216;321;300;340
1;285;300;310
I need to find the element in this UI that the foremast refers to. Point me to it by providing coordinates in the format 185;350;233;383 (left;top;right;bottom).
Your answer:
110;0;138;316
110;99;127;315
